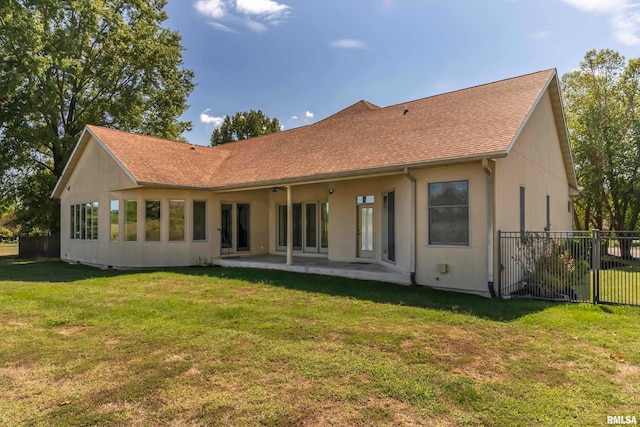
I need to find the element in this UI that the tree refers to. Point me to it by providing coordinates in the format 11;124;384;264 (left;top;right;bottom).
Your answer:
562;49;640;259
0;0;194;234
210;110;281;146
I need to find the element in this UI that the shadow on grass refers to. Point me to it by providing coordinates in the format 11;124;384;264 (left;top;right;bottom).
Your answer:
0;258;129;282
0;258;561;322
183;267;561;322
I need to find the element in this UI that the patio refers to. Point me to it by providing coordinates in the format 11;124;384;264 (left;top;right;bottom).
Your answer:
211;255;411;285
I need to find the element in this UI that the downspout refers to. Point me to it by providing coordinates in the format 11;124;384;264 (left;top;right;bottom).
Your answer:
403;167;418;285
482;159;497;298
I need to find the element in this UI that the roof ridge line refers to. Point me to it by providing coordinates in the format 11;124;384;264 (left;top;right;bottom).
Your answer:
381;68;557;111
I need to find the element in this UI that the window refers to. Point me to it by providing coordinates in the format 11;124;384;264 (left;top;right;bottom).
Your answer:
110;200;119;241
75;205;80;239
145;200;161;241
277;202;327;252
429;180;469;246
292;203;302;250
383;191;395;262
237;203;250;251
80;203;86;239
70;205;75;239
91;202;98;240
305;203;317;249
221;204;232;249
69;202;98;240
193;201;207;241
320;202;329;251
356;195;374;204
125;200;137;241
277;205;287;248
169;199;185;241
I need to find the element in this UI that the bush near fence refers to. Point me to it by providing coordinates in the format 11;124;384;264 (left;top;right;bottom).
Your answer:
499;230;640;306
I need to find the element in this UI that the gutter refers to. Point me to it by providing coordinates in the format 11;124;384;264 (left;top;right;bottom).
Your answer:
482;159;497;298
403;167;418;286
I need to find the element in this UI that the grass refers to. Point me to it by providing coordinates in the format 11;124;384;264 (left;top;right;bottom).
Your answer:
598;257;640;305
0;259;639;426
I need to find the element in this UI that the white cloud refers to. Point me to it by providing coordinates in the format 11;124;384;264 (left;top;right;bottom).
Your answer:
611;11;640;45
200;111;225;127
561;0;626;13
290;115;298;120
561;0;640;45
236;0;289;16
305;111;314;118
195;0;290;33
245;19;268;33
330;39;367;49
194;0;225;19
208;21;239;33
531;30;553;40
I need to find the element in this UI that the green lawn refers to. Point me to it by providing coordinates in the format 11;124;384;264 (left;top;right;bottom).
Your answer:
1;259;639;426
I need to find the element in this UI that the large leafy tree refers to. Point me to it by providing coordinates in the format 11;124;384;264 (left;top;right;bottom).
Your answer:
562;49;640;258
0;0;194;233
211;110;281;146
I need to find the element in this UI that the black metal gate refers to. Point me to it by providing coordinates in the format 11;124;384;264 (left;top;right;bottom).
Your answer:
499;230;640;306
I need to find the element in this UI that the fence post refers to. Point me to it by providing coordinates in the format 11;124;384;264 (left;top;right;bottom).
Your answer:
592;229;600;304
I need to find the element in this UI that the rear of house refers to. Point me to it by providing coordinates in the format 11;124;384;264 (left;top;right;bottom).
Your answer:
53;68;577;297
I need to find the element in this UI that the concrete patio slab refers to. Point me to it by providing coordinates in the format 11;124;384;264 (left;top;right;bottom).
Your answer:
211;255;411;285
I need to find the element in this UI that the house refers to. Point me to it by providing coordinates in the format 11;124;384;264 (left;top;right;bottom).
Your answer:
51;68;578;297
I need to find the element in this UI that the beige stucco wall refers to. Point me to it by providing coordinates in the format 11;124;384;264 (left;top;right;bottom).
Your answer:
412;163;491;296
60;137;270;268
495;89;573;233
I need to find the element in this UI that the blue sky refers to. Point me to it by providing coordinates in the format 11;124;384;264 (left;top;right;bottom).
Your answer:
164;0;640;146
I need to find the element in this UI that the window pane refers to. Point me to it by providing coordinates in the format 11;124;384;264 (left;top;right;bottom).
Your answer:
168;200;185;241
237;203;250;251
305;203;317;248
70;205;75;239
92;202;98;240
429;181;468;206
428;181;469;246
110;200;119;241
277;205;287;247
145;200;161;241
80;204;86;239
360;207;373;251
320;202;329;249
429;206;469;245
125;200;137;241
221;204;232;248
75;205;81;239
387;192;395;261
193;201;207;241
292;203;302;250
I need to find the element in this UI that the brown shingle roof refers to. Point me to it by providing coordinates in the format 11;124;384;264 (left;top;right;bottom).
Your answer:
87;126;229;187
53;68;575;197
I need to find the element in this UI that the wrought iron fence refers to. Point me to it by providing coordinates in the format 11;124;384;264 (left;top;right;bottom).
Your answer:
499;230;640;306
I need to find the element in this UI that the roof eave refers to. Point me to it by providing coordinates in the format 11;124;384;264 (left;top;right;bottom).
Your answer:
51;127;92;199
208;152;508;192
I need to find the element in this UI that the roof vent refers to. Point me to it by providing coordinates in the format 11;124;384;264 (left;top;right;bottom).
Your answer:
403;104;409;115
190;144;195;150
